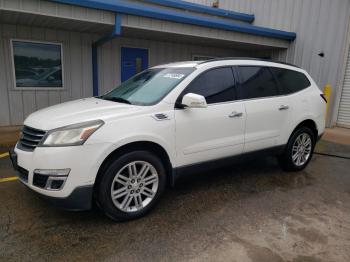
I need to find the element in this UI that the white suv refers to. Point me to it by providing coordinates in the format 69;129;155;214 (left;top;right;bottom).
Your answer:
10;58;326;221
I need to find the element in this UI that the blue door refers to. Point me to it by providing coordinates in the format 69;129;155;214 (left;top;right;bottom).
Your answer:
121;47;149;82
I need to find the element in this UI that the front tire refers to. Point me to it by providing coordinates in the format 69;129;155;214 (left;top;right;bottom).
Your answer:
279;126;315;171
97;151;166;221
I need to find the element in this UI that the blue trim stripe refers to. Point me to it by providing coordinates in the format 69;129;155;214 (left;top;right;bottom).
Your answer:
51;0;296;41
143;0;254;23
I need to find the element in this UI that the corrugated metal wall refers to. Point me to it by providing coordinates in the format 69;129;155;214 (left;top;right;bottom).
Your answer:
97;36;249;95
0;23;251;126
1;0;350;126
0;23;95;125
187;0;350;126
337;44;350;127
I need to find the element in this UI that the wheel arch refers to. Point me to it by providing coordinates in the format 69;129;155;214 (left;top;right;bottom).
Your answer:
290;119;318;141
94;141;174;195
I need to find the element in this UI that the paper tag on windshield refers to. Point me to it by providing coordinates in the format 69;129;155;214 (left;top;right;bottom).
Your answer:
163;73;185;79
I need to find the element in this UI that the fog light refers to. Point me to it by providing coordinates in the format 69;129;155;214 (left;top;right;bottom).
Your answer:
46;176;67;191
33;169;70;191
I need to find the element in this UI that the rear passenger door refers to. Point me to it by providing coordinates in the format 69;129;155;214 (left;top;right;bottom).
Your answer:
175;67;246;167
236;66;291;152
269;66;313;142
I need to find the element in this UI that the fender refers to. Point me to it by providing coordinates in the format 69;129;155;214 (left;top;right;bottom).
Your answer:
111;133;175;165
286;115;319;142
91;133;175;182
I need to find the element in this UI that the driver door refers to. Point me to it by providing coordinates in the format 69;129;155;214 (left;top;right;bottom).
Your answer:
174;67;246;167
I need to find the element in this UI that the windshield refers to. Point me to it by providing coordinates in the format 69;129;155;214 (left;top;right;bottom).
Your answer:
100;67;195;105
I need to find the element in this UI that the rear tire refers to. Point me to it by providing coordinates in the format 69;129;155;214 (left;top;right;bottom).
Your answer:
97;150;166;221
279;126;315;171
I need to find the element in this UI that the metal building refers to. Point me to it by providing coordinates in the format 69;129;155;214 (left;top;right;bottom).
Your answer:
0;0;349;128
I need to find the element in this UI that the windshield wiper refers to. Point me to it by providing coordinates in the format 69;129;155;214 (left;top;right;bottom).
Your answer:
101;96;132;104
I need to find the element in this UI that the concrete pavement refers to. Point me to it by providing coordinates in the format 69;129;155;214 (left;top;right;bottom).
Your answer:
0;148;350;261
0;127;350;261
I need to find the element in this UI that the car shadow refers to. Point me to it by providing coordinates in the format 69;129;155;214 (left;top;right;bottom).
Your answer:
36;156;315;225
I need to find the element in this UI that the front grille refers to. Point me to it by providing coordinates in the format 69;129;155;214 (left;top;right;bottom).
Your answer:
18;126;46;152
33;173;48;188
17;166;29;183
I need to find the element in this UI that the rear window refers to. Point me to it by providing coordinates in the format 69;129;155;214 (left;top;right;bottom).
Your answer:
269;67;311;94
238;66;278;99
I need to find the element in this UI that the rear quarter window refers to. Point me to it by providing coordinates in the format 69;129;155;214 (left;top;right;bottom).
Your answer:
269;67;311;95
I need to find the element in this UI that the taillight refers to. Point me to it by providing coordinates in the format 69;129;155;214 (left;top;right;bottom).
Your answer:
320;94;327;103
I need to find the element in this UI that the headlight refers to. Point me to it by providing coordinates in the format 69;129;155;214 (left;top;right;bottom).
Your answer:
40;120;104;147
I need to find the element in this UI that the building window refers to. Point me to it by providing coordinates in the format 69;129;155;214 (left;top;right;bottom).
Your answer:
11;40;63;89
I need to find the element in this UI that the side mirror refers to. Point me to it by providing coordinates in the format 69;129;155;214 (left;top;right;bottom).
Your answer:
181;93;207;108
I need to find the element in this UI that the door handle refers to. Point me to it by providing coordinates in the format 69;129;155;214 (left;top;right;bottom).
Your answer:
229;112;243;118
279;105;289;111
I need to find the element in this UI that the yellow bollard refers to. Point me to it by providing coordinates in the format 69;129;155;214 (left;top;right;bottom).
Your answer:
323;84;331;120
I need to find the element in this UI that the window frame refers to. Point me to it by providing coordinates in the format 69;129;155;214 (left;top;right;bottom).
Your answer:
176;66;237;107
10;39;65;90
234;65;280;101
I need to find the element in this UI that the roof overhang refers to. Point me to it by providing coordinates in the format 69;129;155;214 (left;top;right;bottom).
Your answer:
0;9;113;34
0;0;294;50
122;15;290;50
121;27;285;50
50;0;296;41
142;0;255;23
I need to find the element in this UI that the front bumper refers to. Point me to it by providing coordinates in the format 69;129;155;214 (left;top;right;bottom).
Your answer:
35;185;94;211
9;142;112;210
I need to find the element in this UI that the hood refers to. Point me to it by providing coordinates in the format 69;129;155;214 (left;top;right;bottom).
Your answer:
24;97;143;130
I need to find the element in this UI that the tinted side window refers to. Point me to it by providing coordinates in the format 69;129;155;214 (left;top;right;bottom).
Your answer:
238;66;278;99
269;67;311;94
182;67;236;104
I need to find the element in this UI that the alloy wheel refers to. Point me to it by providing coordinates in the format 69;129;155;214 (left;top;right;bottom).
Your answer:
292;133;312;166
110;161;159;212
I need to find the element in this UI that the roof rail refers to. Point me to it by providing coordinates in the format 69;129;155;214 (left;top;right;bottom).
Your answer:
198;57;300;68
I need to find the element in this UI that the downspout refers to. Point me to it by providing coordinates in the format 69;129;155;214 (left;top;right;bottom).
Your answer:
92;13;122;96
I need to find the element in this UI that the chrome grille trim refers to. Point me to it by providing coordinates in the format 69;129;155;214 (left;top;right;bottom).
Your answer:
18;126;46;152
